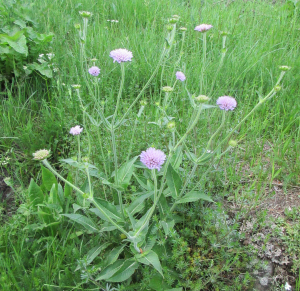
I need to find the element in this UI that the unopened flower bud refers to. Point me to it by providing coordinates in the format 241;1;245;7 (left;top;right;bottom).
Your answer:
194;95;210;103
162;86;173;92
155;102;160;106
166;25;173;31
168;18;178;24
229;140;238;147
79;11;92;18
74;23;81;30
179;27;187;31
140;100;147;106
82;192;89;199
71;84;81;89
90;58;97;62
172;15;180;19
274;85;281;92
167;121;176;131
279;65;291;71
120;234;127;240
220;31;230;36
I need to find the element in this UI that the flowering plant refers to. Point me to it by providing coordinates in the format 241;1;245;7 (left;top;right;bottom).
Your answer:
34;13;290;285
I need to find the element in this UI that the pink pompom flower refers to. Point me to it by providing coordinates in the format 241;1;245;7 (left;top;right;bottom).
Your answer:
194;24;213;32
140;148;166;171
216;96;237;111
70;125;83;135
176;71;186;81
88;66;100;76
109;49;133;63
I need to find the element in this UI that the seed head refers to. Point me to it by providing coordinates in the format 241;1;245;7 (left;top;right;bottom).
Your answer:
33;149;50;160
167;121;176;131
162;86;173;92
274;85;281;92
195;95;210;103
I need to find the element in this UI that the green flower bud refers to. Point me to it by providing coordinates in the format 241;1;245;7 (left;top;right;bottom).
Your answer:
90;58;97;62
71;84;81;89
74;23;81;30
274;85;281;92
120;234;127;240
168;18;178;24
79;11;92;18
194;95;210;103
220;31;230;36
179;27;187;31
167;120;176;130
155;102;160;106
279;65;291;71
172;15;180;19
140;100;148;106
166;25;173;31
229;140;238;147
162;86;174;92
82;192;89;199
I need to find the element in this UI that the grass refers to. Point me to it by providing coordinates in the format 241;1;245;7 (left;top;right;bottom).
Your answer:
0;0;300;290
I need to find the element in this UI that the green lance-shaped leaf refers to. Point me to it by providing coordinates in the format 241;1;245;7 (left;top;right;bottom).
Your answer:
28;179;44;207
175;191;214;204
135;250;163;277
64;173;73;198
63;214;98;232
96;259;138;282
90;198;124;222
103;245;125;267
160;220;175;237
42;166;58;191
166;164;182;199
106;260;139;282
75;242;111;271
126;191;154;215
115;156;138;189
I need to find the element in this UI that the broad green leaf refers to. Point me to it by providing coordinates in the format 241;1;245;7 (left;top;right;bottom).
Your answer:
158;193;170;217
90;198;123;222
107;260;139;282
165;289;183;291
27;62;52;78
49;183;58;205
166;164;182;199
42;166;57;191
0;31;28;56
170;147;183;169
103;245;125;267
115;156;138;189
57;183;64;206
126;191;153;215
135;250;163;277
28;179;44;207
176;191;214;204
63;214;98;232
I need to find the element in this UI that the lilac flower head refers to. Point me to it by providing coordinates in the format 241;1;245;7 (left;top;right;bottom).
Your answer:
88;66;100;77
109;49;133;63
140;148;166;171
70;125;83;135
194;24;213;32
176;71;186;81
216;96;237;111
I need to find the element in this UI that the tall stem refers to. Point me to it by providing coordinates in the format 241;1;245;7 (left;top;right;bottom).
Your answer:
200;32;207;94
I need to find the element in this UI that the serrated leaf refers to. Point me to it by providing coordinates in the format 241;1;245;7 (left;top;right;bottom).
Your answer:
63;214;98;232
176;191;214;204
135;250;163;277
166;164;182;199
